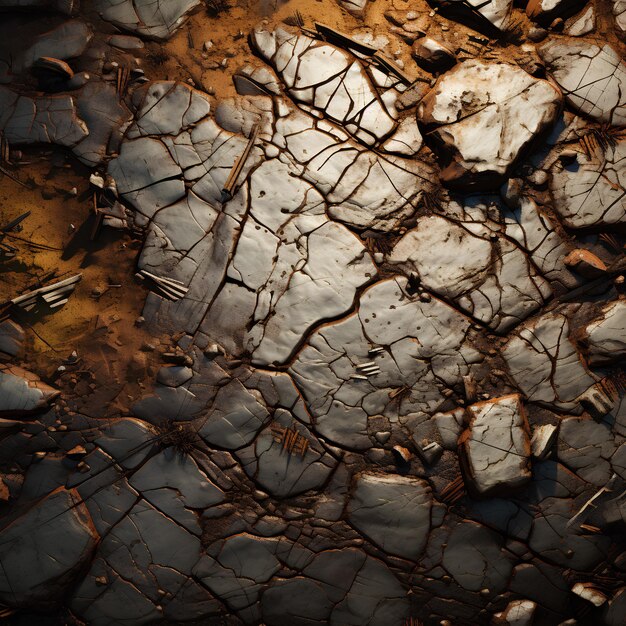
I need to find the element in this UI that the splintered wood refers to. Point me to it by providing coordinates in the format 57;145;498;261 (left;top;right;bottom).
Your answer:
221;124;259;203
271;422;309;458
440;475;466;504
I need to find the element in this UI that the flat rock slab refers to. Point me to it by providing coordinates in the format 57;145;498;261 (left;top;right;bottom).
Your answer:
460;394;532;497
251;25;397;147
540;38;626;126
550;136;626;228
503;313;599;413
583;299;626;365
0;488;98;607
95;0;201;40
388;211;552;332
290;276;481;449
418;60;561;187
0;364;60;415
347;473;432;559
0;85;88;148
234;409;338;498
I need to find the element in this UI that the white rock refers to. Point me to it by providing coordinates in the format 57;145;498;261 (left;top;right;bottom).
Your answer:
460;394;532;496
418;60;561;186
540;39;626;126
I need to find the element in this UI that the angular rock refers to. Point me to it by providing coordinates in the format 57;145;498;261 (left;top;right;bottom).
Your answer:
129;449;225;533
460;394;532;497
418;60;561;187
582;299;626;365
95;0;201;40
234;409;338;498
558;417;615;486
442;520;515;592
531;424;558;460
388;211;552;332
290;276;480;449
549;135;626;229
412;36;455;72
251;26;396;147
0;364;60;416
567;4;595;36
493;599;537;626
347;473;432;560
503;313;601;412
71;498;219;624
0;85;88;148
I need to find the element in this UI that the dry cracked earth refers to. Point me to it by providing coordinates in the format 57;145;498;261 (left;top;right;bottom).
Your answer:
0;0;626;625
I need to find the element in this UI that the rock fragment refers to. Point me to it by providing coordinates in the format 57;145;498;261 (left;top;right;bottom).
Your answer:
347;473;432;559
95;0;202;40
460;394;532;497
582;299;626;365
540;39;626;126
418;60;561;187
0;488;98;608
0;364;60;416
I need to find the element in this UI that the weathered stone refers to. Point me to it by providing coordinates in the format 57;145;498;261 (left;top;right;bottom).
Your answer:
347;473;432;559
418;61;561;187
550;137;626;228
0;488;98;607
95;0;201;40
460;395;532;497
582;299;626;365
0;364;60;416
503;313;601;413
540;39;626;126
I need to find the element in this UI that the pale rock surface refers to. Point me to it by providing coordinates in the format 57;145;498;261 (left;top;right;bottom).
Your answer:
503;313;599;412
95;0;202;40
418;60;561;187
460;394;532;496
290;276;481;449
347;473;432;559
540;39;626;126
550;138;626;228
0;364;60;415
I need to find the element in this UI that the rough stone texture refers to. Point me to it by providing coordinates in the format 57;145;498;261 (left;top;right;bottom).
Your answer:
550;135;626;228
290;276;481;449
1;3;626;625
460;395;532;496
582;299;626;365
347;473;432;559
540;39;626;126
418;60;561;187
0;85;88;148
0;488;98;607
0;364;60;415
251;26;397;147
95;0;201;40
503;313;602;413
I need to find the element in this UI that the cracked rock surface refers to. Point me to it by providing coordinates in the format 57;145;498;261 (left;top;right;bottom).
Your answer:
1;1;626;625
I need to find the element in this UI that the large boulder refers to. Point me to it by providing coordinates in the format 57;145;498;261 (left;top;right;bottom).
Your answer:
418;60;561;188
